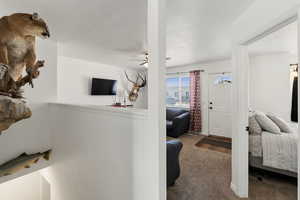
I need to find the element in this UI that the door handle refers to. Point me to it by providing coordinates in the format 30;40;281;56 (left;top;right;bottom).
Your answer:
246;126;250;132
209;107;213;110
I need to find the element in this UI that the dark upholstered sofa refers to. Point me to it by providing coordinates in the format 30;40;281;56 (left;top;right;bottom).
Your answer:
167;108;190;138
167;139;183;187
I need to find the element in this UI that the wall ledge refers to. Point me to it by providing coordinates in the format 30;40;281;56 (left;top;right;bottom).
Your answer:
0;161;51;185
49;103;149;119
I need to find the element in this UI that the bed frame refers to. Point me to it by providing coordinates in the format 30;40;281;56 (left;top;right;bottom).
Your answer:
249;154;297;178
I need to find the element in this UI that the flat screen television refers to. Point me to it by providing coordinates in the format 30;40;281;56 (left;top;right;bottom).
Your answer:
91;78;117;95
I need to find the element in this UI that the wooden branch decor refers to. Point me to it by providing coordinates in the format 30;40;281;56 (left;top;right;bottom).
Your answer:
0;12;50;132
0;150;52;177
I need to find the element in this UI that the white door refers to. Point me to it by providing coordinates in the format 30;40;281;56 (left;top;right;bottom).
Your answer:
208;73;232;138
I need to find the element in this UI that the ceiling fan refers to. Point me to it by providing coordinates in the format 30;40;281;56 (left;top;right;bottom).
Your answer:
132;52;171;67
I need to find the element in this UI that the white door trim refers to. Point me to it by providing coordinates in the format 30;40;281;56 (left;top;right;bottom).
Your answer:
231;7;300;198
147;0;167;199
231;46;250;197
297;9;300;200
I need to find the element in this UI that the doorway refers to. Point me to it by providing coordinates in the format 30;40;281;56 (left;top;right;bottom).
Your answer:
247;20;298;199
232;13;300;198
208;73;233;138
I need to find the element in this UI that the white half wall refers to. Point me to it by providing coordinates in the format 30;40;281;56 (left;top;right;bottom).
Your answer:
167;59;232;135
42;104;153;200
57;56;148;109
249;53;296;121
0;172;50;200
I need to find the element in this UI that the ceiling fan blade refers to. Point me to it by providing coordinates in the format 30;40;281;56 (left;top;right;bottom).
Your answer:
140;61;148;66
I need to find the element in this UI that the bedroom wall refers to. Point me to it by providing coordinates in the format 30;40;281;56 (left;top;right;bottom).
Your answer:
57;56;148;109
167;59;233;135
232;0;300;44
249;53;297;121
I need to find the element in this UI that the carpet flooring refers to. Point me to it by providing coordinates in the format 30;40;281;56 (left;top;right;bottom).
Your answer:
167;135;297;200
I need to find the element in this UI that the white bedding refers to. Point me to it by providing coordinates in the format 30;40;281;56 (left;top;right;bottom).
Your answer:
249;134;262;157
261;131;298;173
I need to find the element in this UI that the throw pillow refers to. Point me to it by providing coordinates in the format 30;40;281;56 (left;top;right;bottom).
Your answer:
267;114;294;133
249;116;262;135
255;112;281;134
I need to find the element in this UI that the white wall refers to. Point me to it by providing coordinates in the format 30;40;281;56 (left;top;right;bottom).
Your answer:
167;59;232;134
249;53;296;121
0;172;50;200
42;104;153;200
57;56;148;109
24;39;58;103
0;39;57;183
232;0;300;44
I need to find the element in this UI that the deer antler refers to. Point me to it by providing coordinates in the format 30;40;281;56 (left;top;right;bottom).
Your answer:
125;71;136;84
125;71;147;87
137;72;147;87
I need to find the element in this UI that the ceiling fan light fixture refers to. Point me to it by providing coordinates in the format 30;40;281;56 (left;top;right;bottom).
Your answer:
134;52;170;67
142;62;148;68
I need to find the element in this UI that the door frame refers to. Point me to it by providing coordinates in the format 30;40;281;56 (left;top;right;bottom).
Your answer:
207;72;233;137
231;8;300;198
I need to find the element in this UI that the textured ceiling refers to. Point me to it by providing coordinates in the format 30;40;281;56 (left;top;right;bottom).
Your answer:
0;0;254;68
166;0;254;68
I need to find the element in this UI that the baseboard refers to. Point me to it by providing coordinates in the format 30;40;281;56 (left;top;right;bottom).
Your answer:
230;182;248;198
200;132;209;136
230;182;238;195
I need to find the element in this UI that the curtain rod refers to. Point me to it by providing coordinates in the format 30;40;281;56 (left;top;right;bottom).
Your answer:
208;71;231;75
166;70;205;75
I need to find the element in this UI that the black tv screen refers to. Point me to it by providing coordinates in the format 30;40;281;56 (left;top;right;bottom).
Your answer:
91;78;117;95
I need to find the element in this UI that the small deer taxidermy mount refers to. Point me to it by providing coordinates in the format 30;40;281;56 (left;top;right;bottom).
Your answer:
125;71;147;102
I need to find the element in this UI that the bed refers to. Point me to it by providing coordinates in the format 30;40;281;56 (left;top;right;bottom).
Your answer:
249;134;297;177
248;112;298;177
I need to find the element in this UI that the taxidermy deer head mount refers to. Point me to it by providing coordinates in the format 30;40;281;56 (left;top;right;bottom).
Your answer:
125;71;147;102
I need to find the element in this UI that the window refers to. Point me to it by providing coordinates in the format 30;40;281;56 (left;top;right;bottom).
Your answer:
166;74;190;107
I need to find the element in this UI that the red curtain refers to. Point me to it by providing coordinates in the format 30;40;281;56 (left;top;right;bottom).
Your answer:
189;70;201;133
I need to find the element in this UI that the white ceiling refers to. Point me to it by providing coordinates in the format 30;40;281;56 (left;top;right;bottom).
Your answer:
166;0;254;68
248;21;298;56
0;0;254;68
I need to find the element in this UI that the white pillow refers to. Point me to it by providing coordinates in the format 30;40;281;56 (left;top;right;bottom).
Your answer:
267;114;294;133
255;112;281;134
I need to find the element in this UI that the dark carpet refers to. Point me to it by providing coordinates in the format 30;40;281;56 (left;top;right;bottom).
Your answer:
167;135;297;200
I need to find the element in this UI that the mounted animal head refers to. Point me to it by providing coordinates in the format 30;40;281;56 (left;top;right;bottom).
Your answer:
7;13;50;39
125;71;147;102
